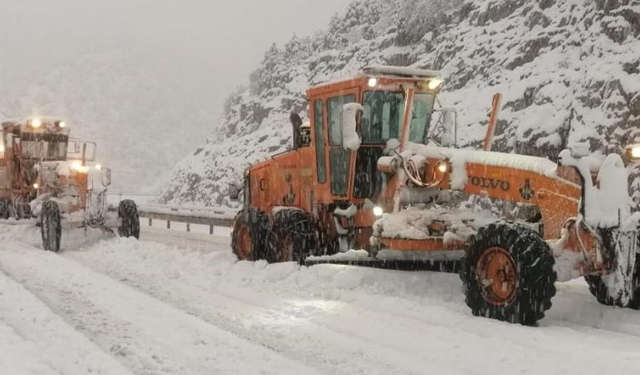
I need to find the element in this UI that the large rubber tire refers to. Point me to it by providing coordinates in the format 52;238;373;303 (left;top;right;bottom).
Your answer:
41;201;62;252
585;257;640;310
231;209;269;261
460;222;557;325
0;198;11;220
118;200;140;239
267;210;315;264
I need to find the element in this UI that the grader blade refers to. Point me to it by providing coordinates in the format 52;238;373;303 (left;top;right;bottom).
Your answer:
303;256;460;273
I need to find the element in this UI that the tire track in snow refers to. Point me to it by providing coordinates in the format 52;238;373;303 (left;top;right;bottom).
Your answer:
0;245;324;375
0;270;133;375
66;234;640;375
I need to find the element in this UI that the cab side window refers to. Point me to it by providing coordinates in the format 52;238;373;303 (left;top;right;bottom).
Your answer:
314;99;326;184
327;94;356;196
327;94;356;146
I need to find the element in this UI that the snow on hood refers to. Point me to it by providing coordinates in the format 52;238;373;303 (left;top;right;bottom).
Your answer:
372;205;500;242
406;142;559;179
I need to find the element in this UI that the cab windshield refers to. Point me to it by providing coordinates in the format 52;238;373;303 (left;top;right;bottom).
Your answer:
20;133;68;160
353;91;435;199
361;91;435;145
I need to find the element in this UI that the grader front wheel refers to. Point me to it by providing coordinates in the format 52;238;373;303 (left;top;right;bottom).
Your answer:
460;222;557;325
585;256;640;310
41;201;62;252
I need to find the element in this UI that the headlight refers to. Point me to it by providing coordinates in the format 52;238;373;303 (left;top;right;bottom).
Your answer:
33;183;39;189
625;144;640;160
70;161;89;173
373;206;384;217
58;121;66;128
437;162;448;173
367;77;378;88
31;118;42;128
428;79;443;90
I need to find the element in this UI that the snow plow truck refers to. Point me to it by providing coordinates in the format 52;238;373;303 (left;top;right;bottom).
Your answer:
230;66;640;325
0;118;140;251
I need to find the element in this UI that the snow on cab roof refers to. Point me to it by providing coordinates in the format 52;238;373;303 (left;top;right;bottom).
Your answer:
2;117;65;127
362;65;442;79
308;65;443;92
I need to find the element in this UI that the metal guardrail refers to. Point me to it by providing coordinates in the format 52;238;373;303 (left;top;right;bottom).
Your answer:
137;204;238;234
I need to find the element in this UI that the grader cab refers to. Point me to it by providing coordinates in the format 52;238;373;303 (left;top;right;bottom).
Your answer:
231;66;640;325
0;118;140;251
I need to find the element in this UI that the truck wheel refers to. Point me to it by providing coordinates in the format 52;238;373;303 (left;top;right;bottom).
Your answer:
0;198;11;220
268;210;315;264
41;201;62;252
231;209;269;261
585;257;640;309
460;222;556;325
118;200;140;239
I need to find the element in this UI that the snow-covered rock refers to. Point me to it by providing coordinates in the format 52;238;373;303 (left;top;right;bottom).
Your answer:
162;0;640;208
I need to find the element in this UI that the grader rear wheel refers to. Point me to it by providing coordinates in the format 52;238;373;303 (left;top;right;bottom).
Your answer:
118;199;140;239
41;201;61;252
460;222;556;325
0;198;11;220
231;209;269;261
268;210;315;264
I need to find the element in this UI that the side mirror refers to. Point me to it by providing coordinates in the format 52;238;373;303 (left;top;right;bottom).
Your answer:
229;181;243;201
341;103;363;151
103;168;112;187
625;143;640;161
440;108;457;147
299;121;311;148
568;142;590;159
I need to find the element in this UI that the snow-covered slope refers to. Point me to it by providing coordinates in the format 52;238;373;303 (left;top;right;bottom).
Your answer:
162;0;640;207
0;49;212;194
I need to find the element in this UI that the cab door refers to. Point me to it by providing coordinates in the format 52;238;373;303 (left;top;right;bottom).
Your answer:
324;89;359;199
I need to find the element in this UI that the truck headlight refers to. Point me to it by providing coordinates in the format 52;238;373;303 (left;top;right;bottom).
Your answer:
428;79;443;90
625;144;640;160
70;161;89;173
373;206;384;217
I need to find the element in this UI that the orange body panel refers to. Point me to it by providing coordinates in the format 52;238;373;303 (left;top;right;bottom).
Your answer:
457;162;580;240
250;147;315;215
243;71;587;256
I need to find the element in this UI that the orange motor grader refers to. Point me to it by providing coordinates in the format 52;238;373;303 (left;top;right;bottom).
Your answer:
0;118;140;252
231;66;640;325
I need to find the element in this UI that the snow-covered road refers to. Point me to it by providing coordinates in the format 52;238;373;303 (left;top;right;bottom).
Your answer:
2;223;640;375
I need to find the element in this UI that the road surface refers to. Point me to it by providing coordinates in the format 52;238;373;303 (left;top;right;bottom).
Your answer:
1;222;640;375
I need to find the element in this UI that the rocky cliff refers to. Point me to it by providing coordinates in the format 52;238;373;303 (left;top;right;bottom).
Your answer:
162;0;640;207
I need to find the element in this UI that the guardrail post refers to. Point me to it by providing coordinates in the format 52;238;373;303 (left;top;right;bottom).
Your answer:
167;220;171;229
187;223;191;233
209;224;214;235
148;218;152;227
